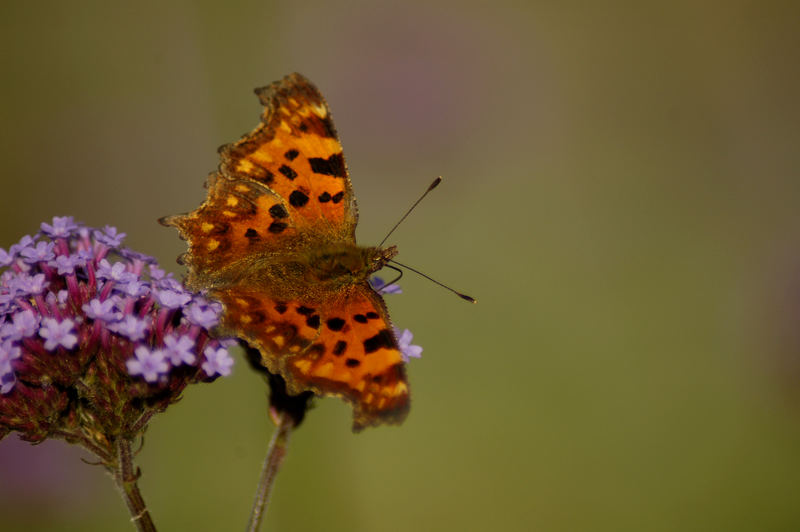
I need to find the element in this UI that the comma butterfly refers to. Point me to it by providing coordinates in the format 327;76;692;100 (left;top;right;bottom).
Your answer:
160;73;409;431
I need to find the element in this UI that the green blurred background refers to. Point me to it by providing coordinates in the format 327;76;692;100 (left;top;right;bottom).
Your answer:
2;1;800;530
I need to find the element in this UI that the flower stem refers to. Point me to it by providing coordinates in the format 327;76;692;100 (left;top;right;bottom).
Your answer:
113;437;157;532
246;412;294;532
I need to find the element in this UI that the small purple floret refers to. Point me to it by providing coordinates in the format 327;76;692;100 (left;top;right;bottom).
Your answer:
40;216;79;238
163;334;196;365
10;310;39;339
20;241;55;264
82;298;121;322
39;318;79;351
395;328;422;362
96;260;137;285
93;226;126;247
371;276;402;294
126;346;169;383
154;289;192;309
202;345;233;377
185;302;220;329
108;315;149;342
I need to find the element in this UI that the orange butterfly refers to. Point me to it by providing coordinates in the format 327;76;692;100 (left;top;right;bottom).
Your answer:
161;73;409;431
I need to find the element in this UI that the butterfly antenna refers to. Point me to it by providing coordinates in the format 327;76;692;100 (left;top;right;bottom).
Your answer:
378;177;442;248
389;259;476;303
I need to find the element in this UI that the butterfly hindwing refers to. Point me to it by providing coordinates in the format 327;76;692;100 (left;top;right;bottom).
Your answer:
215;282;409;431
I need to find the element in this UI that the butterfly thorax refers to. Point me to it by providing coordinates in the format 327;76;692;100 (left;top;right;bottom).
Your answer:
200;242;397;304
306;243;397;284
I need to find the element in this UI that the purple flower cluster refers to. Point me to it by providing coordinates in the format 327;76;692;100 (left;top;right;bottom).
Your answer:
370;276;421;363
0;217;234;443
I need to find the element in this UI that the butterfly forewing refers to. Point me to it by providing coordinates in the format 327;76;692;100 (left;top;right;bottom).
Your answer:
219;73;357;240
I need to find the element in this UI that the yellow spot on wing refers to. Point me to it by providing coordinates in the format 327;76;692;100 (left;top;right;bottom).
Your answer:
295;359;311;373
226;196;239;207
311;103;327;117
237;159;254;172
201;222;214;233
312;362;334;378
207;239;219;251
273;335;284;347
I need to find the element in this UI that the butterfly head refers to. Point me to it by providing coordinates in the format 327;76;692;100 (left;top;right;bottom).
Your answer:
368;245;398;275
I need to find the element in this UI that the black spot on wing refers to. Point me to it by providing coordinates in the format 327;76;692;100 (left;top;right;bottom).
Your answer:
318;192;331;203
308;153;346;177
333;341;347;356
245;228;259;240
345;358;360;367
274;303;288;314
306;314;320;328
366;311;379;319
363;329;397;354
268;221;288;233
296;306;315;316
289;190;309;207
326;317;345;331
331;191;344;204
269;204;289;219
353;314;368;324
279;165;297;180
284;149;299;161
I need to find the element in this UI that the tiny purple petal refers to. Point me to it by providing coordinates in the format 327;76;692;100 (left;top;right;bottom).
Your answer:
371;276;402;294
163;334;196;365
40;216;79;238
10;310;39;338
155;275;184;292
118;248;157;264
126;346;169;383
202;345;233;377
120;279;149;298
0;248;12;267
49;254;80;275
0;340;22;363
39;318;79;351
148;264;166;280
154;289;192;309
9;235;36;257
395;328;422;362
108;315;149;341
185;303;220;329
96;259;137;285
82;298;121;322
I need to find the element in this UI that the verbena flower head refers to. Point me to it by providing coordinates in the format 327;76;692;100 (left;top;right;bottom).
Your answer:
0;217;234;445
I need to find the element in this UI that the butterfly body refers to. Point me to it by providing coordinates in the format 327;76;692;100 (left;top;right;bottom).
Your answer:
161;74;410;430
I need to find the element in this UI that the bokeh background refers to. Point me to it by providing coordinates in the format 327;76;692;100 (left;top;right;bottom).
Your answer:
2;1;800;530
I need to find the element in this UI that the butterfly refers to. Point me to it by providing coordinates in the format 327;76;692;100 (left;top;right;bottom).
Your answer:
160;73;409;431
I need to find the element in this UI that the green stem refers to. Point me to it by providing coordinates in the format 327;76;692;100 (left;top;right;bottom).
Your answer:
246;412;294;532
113;437;157;532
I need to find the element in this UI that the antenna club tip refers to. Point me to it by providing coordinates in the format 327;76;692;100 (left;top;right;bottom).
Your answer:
429;176;443;190
459;294;477;304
